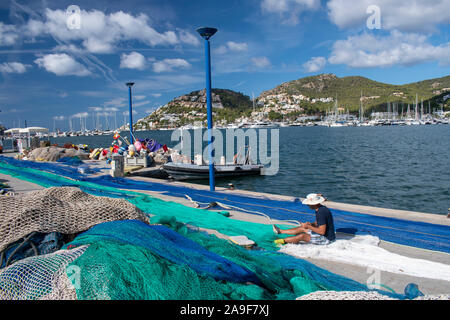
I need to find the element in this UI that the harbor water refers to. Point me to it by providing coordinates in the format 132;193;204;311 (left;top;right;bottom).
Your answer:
46;125;450;216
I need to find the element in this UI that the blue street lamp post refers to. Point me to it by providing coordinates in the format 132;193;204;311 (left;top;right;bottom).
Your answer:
196;27;218;192
126;82;135;144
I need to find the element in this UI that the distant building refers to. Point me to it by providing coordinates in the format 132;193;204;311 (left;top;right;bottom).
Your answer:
297;116;320;122
370;112;399;119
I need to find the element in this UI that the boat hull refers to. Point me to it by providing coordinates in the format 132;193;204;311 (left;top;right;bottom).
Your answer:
163;163;263;180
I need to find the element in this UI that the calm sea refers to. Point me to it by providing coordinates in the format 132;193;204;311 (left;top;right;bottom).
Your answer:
45;125;450;215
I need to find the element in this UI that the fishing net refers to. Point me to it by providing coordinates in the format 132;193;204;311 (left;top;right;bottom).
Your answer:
0;158;408;300
67;240;268;300
151;217;405;299
56;156;84;166
25;147;89;162
61;219;342;300
66;220;261;285
0;187;148;252
0;246;87;300
63;218;403;300
65;220;273;300
133;197;281;251
296;291;396;300
0;157;286;250
0;158;141;199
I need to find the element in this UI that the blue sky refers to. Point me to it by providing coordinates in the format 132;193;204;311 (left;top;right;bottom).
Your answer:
0;0;449;131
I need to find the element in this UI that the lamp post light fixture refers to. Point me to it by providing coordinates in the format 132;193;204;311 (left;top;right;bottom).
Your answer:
196;27;218;192
126;82;135;144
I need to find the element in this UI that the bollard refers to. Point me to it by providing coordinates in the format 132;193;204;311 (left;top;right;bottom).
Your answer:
110;154;124;177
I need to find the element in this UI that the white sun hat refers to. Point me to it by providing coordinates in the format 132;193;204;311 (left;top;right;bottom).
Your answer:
301;193;326;205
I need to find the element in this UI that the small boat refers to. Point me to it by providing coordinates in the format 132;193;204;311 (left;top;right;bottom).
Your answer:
163;162;264;180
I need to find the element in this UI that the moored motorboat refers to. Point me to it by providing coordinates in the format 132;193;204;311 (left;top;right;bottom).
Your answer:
162;162;263;180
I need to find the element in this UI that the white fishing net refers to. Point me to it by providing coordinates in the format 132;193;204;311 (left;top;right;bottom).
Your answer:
297;291;450;300
280;235;450;282
0;246;88;300
296;290;397;300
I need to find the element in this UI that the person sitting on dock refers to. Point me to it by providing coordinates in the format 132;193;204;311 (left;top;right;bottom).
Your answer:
273;193;336;245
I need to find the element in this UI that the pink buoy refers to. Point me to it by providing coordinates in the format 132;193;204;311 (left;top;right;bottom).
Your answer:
134;141;142;152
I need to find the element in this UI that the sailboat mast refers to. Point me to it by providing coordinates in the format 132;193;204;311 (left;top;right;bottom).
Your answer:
415;94;419;120
421;99;424;120
360;91;363;122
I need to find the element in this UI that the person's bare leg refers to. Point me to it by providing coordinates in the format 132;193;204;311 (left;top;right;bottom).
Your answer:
284;233;311;244
280;226;308;235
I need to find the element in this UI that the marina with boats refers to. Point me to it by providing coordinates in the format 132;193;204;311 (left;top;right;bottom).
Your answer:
2;102;448;142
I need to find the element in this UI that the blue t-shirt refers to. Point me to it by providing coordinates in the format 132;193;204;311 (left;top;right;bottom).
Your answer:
315;206;336;241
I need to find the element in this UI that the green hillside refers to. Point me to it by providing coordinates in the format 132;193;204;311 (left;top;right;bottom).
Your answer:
136;89;253;129
260;74;450;114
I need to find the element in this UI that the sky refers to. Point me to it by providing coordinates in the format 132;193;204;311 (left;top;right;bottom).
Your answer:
0;0;449;131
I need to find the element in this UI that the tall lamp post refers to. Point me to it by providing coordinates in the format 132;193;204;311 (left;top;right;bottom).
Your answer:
196;27;217;192
126;82;135;144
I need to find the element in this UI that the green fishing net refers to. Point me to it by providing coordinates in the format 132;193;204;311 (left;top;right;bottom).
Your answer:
67;239;271;300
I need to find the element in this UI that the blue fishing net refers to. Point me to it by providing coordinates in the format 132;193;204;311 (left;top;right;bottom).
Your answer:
66;220;261;285
57;156;83;166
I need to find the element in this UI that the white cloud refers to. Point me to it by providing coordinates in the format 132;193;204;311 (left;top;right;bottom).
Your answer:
103;97;126;107
82;37;114;54
120;51;147;70
34;53;91;76
71;112;89;118
53;115;66;121
328;31;450;68
177;29;200;46
152;58;191;73
262;0;320;13
261;0;321;25
251;56;271;68
135;74;202;91
0;22;19;45
134;95;146;101
6;9;190;53
302;56;327;72
226;41;248;52
215;41;248;55
103;107;119;112
327;0;450;32
134;100;151;107
88;106;104;112
53;44;83;54
0;62;30;74
150;93;162;98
